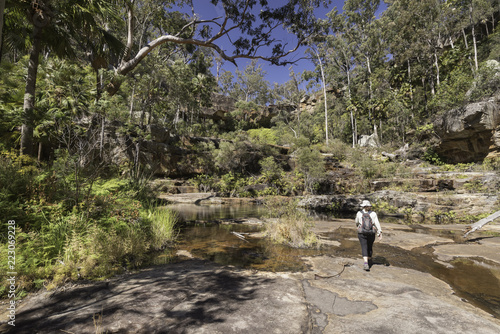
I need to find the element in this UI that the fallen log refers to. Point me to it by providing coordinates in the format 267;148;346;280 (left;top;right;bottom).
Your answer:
231;231;249;242
463;210;500;237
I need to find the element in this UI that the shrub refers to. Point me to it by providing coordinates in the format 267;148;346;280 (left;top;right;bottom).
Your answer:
259;156;283;182
423;148;445;166
247;128;278;145
482;157;500;171
325;138;349;161
467;60;500;100
263;197;320;249
296;147;326;194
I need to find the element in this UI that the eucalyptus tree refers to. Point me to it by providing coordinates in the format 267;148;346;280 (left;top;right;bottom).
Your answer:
218;69;236;97
446;0;496;72
234;59;269;104
323;8;358;146
308;45;330;146
269;67;307;138
381;0;450;119
107;0;330;95
341;0;384;135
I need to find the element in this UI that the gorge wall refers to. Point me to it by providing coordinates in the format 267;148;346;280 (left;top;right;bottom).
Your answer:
433;93;500;163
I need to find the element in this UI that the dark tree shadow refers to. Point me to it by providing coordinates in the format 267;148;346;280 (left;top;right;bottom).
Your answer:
6;259;276;334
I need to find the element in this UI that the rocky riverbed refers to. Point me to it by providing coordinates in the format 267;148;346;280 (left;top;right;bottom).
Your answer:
2;217;500;334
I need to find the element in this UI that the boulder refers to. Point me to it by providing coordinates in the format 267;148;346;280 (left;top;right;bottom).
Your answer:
146;124;169;143
200;93;236;121
358;133;380;148
298;190;499;222
434;94;500;163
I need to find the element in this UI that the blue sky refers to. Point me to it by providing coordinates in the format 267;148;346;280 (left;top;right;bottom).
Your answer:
187;1;388;87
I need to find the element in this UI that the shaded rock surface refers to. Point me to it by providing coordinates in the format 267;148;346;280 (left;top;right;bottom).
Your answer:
2;220;500;334
3;260;308;334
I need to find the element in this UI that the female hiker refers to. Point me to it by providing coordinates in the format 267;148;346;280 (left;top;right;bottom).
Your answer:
355;200;382;271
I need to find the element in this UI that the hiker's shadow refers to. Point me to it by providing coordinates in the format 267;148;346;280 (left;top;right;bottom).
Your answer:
372;256;390;267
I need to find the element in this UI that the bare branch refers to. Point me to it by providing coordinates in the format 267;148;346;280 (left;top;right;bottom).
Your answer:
175;17;219;37
208;0;251;44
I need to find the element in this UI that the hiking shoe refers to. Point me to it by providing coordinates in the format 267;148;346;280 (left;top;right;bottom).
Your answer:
363;263;370;271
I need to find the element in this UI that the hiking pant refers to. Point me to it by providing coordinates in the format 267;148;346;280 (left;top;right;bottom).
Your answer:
358;233;376;257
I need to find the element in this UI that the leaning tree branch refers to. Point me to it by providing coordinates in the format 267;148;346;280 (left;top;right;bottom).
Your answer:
108;0;315;95
114;32;306;81
463;210;500;237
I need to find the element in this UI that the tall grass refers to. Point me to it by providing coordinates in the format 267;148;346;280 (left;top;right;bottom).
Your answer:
0;205;180;295
263;197;321;249
145;206;179;250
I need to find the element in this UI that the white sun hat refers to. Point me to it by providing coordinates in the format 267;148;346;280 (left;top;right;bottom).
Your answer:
361;200;372;208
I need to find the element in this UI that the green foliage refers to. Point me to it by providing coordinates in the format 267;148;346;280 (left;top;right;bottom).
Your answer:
437;162;474;172
296;147;326;194
433;210;456;224
255;170;304;197
324;138;349;161
259;157;283;182
0;188;177;297
482;157;500;171
0;147;179;297
247;128;279;145
191;174;217;192
228;101;262;131
233;60;270;105
423;148;445;166
468;60;500;100
217;172;239;196
463;180;487;193
349;150;380;179
2;0;500;298
0;151;41;226
214;133;263;175
372;200;398;215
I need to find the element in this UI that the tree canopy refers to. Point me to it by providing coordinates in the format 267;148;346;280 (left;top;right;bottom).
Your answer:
0;0;499;155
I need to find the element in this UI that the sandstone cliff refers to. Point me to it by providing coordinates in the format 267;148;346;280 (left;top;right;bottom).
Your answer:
434;93;500;163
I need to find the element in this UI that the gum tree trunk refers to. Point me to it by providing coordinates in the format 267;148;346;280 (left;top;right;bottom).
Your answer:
21;27;43;156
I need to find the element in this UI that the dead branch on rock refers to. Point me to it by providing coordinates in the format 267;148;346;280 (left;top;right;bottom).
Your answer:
463;210;500;237
314;262;353;279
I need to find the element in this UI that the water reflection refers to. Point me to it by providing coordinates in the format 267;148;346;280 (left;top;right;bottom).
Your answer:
166;203;267;221
176;223;321;272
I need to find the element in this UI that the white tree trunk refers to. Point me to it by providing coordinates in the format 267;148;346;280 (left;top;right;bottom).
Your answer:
470;4;479;72
315;49;329;146
434;51;440;87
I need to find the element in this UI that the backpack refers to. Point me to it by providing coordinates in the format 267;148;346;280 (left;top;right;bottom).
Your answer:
359;211;376;235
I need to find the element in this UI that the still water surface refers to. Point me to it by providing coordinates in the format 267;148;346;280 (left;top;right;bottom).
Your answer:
162;203;500;318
